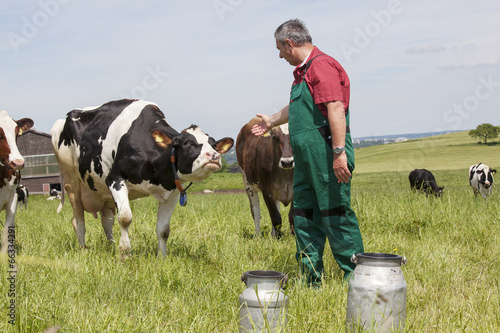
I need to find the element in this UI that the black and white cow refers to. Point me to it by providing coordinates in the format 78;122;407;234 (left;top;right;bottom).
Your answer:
409;169;444;197
51;99;233;255
469;163;496;198
16;184;28;210
0;111;34;253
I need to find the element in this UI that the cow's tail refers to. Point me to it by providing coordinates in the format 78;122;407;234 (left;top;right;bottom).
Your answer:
56;175;65;214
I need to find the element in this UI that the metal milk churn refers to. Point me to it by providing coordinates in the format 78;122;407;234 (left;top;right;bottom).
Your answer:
346;253;408;333
239;270;288;333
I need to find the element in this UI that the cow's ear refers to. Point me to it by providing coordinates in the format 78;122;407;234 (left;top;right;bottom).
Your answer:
151;130;172;149
492;169;497;174
16;118;34;135
215;137;234;154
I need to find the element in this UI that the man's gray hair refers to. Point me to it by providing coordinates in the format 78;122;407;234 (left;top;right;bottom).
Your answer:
274;19;313;46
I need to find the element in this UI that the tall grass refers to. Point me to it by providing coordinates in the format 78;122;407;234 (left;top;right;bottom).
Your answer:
1;168;499;332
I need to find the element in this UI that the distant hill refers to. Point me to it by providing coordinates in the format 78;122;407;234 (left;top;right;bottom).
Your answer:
223;147;238;164
354;130;500;173
353;130;463;148
354;130;463;141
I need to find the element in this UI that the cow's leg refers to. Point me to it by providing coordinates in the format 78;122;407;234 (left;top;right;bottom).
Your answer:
288;204;295;235
1;192;18;254
156;196;178;256
109;182;133;252
65;182;87;248
242;173;261;236
100;208;115;243
262;193;283;238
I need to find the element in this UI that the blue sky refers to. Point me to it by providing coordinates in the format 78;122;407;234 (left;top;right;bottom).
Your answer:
1;0;499;141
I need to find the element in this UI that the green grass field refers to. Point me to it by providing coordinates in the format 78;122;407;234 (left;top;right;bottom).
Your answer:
1;131;499;332
355;130;500;173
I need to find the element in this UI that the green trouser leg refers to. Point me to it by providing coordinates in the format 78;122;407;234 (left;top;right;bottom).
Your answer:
294;190;364;283
292;129;364;284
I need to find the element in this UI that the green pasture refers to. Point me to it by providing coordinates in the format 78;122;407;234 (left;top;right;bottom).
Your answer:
355;130;500;173
1;131;499;332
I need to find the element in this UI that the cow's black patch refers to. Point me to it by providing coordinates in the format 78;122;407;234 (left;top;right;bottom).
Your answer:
58;99;135;190
172;130;203;175
409;168;444;197
106;103;180;191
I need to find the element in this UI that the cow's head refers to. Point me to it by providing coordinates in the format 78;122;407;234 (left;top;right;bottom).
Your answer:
152;125;233;183
434;186;445;197
477;167;496;188
270;123;294;170
0;111;34;170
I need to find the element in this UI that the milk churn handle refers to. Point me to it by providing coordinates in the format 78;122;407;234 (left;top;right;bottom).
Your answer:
280;275;289;290
402;256;408;265
350;254;357;264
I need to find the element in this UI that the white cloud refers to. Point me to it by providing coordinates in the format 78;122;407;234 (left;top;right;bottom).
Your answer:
406;42;446;54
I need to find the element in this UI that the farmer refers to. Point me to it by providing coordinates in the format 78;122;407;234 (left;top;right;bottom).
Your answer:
251;19;364;285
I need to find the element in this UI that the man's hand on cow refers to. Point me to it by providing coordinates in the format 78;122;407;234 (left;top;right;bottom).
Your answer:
333;153;351;183
251;114;272;136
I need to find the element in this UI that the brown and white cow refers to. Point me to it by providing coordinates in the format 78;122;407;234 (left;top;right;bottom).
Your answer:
236;117;294;238
469;163;496;198
51;99;233;255
0;111;34;253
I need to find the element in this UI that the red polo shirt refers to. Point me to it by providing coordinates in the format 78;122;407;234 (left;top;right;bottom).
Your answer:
292;46;350;118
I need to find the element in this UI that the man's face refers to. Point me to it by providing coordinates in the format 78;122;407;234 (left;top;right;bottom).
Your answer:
276;39;300;66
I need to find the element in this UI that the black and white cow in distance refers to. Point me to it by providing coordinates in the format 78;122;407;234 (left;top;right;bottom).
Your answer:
17;184;28;210
409;169;444;197
469;163;496;198
236;118;294;238
51;99;234;255
0;111;34;253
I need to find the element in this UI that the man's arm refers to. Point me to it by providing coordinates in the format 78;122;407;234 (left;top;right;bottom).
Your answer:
251;105;289;136
326;101;351;183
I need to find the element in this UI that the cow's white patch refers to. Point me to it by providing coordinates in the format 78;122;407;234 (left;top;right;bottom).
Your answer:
279;123;289;135
178;126;221;183
0;111;24;168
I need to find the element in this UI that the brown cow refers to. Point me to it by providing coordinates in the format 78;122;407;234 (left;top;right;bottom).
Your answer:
0;111;34;253
236;117;294;238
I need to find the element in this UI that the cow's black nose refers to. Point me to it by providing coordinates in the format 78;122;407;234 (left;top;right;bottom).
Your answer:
280;158;294;169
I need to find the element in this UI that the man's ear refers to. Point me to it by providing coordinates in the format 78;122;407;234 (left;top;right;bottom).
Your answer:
151;130;172;149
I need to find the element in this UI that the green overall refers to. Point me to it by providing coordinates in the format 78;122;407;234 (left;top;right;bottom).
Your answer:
288;56;364;284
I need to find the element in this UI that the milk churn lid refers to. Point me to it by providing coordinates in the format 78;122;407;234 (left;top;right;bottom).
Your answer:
243;270;285;279
351;252;407;267
241;270;288;287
